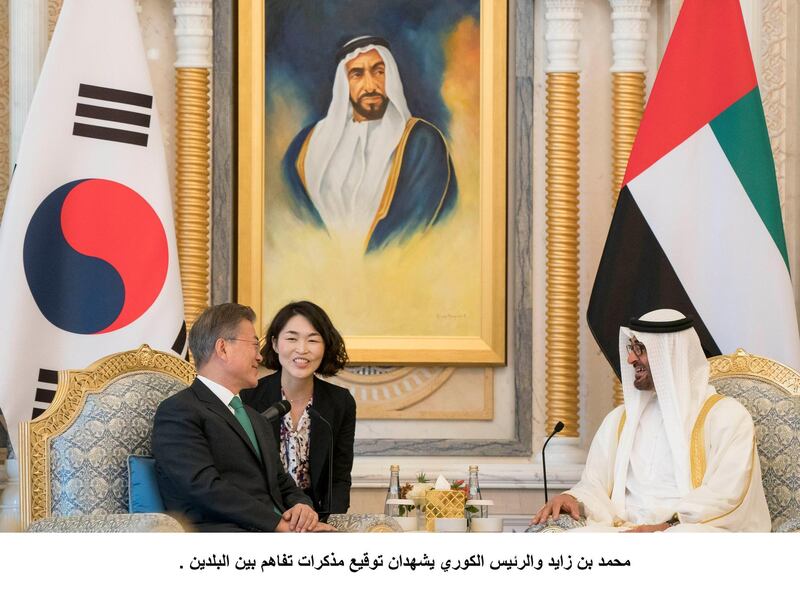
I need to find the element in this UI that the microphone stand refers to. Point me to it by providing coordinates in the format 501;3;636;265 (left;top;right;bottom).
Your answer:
308;407;334;521
542;421;565;503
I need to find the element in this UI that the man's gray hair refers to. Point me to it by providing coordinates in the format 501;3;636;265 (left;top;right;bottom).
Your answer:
189;303;256;368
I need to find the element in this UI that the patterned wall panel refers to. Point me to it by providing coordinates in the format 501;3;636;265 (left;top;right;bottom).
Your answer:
0;1;10;454
761;0;787;210
334;367;492;420
0;0;9;221
48;0;63;40
0;0;61;221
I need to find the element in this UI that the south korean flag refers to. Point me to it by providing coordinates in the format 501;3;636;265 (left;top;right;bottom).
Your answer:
0;0;186;452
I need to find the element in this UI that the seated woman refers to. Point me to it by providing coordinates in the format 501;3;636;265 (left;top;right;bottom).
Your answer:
241;301;355;519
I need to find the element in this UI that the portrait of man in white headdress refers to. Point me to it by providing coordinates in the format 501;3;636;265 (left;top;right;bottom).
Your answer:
261;0;496;350
283;35;458;254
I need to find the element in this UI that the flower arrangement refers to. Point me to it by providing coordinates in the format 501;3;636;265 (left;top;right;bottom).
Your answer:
396;474;472;517
404;473;434;502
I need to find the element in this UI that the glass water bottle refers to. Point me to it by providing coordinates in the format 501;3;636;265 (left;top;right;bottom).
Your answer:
466;465;487;518
384;464;401;517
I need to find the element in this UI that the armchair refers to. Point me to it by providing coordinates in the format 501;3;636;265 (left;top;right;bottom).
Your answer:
19;345;195;532
709;349;800;532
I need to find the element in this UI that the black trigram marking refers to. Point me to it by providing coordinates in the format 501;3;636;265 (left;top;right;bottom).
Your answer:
34;388;56;404
31;367;59;419
171;321;187;356
75;104;150;127
38;368;58;384
78;83;153;108
72;83;152;147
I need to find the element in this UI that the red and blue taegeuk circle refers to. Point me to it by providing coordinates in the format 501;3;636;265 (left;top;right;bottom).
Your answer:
23;178;168;334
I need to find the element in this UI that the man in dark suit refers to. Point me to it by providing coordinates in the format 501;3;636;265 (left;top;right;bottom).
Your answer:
152;303;331;532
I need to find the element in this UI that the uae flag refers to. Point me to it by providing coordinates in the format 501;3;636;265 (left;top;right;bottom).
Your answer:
0;0;185;452
588;0;800;376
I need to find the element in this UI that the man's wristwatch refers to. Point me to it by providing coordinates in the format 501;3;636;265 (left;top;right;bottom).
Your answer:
665;513;680;527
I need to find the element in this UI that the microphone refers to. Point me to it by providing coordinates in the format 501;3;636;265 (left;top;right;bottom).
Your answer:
542;421;565;503
308;406;334;520
261;399;291;422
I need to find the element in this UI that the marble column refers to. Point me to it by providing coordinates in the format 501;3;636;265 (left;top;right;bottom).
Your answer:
3;0;48;522
9;0;48;169
174;0;212;330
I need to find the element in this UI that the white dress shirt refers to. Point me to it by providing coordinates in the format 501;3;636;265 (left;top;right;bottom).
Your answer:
198;375;237;414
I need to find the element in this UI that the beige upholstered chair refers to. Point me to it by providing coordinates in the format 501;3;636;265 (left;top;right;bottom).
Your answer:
19;345;194;532
327;513;404;532
709;349;800;532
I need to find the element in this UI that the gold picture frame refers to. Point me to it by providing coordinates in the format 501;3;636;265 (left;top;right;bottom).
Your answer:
237;0;507;365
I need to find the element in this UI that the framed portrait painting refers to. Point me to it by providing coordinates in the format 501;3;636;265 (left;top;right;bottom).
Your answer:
238;0;507;364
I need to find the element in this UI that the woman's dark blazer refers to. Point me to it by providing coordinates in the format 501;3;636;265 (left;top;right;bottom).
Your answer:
241;370;356;516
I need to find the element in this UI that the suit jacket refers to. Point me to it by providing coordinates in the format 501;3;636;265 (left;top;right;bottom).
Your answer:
152;378;312;532
241;371;356;515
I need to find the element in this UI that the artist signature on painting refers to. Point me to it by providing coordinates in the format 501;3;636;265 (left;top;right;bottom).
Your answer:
436;313;467;320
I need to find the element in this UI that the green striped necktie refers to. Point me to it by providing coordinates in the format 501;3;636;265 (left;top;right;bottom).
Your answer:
228;396;262;461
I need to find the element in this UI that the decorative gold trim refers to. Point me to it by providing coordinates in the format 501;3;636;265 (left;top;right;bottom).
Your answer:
335;366;492;419
295;127;314;189
333;367;493;419
689;393;724;488
612;379;624;408
338;366;416;385
18;345;195;530
175;67;211;330
363;117;421;250
617;393;733;489
545;71;580;437
422;120;456;230
611;72;645;203
611;72;645;407
362;117;456;253
709;348;800;395
237;0;265;329
237;0;507;364
699;437;758;525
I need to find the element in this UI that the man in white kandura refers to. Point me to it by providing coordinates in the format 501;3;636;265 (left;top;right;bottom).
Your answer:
531;309;771;532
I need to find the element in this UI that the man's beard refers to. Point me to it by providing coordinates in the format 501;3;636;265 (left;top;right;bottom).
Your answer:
351;93;389;120
632;362;654;390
